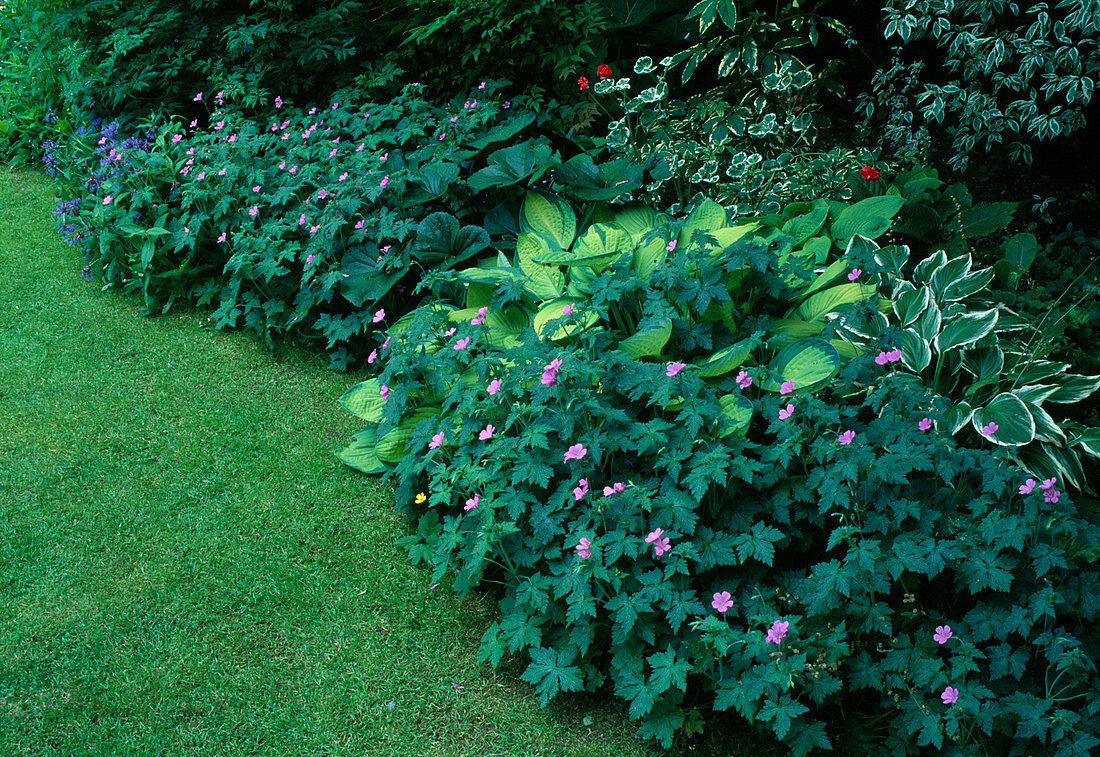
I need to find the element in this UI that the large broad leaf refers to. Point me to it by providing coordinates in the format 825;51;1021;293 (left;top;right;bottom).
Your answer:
803;235;832;264
613;202;659;242
796;282;877;324
406;162;460;203
912;299;942;342
1016;442;1090;494
534;223;633;269
958;201;1016;238
782;205;828;246
521;191;576;250
413;212;490;267
600;0;658;27
463;112;537;151
1003;233;1038;274
717;394;753;437
516;232;565;300
763;338;840;393
933;309;1000;353
830;196;906;245
337;427;386;474
927;254;973;300
376;407;442;463
632;237;670;279
339;379;387;423
944;400;974;435
340;247;410;307
1045;373;1100;404
898;328;932;372
1019;398;1067;444
532;298;597;340
694;334;761;377
676;198;727;249
893;286;932;327
467;141;558;191
972;392;1035;446
556;153;644;200
618;316;672;358
483;305;532;350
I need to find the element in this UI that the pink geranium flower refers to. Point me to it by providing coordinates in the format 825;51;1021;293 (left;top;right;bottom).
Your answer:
428;432;444;449
778;403;794;421
575;537;592;559
1019;478;1036;495
373;308;385;323
487;379;502;396
780;379;795;395
847;268;862;281
471;306;488;325
980;421;999;436
933;625;953;644
666;362;686;377
736;370;753;389
479;424;494;441
766;620;789;645
563;443;587;463
573;478;589;501
453;337;470;351
941;686;959;704
837;430;856;445
919;418;932;431
464;494;479;512
711;591;733;612
379;384;389;400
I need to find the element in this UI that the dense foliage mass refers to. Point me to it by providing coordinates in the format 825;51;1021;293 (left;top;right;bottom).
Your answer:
6;0;1100;751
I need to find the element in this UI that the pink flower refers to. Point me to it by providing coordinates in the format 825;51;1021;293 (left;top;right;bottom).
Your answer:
339;172;348;181
464;494;479;512
919;418;932;431
666;239;677;252
429;432;444;449
444;327;456;337
379;152;388;162
380;175;389;189
171;133;182;143
289;165;297;174
367;349;377;364
218;168;226;176
711;591;733;613
478;81;487;89
195;171;205;180
193;91;202;101
780;379;795;395
541;357;563;386
248;206;258;218
382;337;391;350
614;482;625;492
1040;477;1057;491
666;362;686;377
487;379;502;396
354;220;364;229
309;224;319;234
837;430;856;445
779;403;794;420
329;147;338;157
645;528;664;544
102;195;113;205
933;625;953;644
356;143;365;152
454;337;470;351
875;351;890;366
602;485;616;497
379;384;389;400
575;537;592;559
214;121;224;130
1043;488;1061;504
980;421;999;436
471;306;488;325
887;349;902;362
848;268;862;281
941;686;959;705
275;95;283;108
653;537;671;557
227;134;236;143
573;478;589;501
766;620;789;645
736;370;753;389
217;232;226;243
479;424;495;441
252;185;260;193
562;304;574;315
298;213;306;226
563;443;587;463
373;308;385;323
189;119;197;128
1019;478;1036;495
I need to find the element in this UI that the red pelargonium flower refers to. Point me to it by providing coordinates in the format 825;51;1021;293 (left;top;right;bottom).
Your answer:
597;64;612;79
577;76;589;91
860;164;882;181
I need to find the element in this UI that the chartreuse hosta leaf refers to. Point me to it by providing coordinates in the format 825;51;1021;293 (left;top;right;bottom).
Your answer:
337;426;386;474
781;203;828;246
933;309;999;352
694;333;761;377
972;392;1035;446
340;378;387;423
613;202;659;242
676;198;727;249
534;223;633;270
376;406;442;463
632;236;669;279
483;306;532;350
516;232;565;300
796;282;877;324
618;316;672;358
520;191;576;251
717;393;753;437
803;236;832;264
533;298;597;341
830;195;906;246
762;338;840;393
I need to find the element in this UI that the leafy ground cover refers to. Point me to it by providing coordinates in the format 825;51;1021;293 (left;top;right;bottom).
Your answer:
0;167;747;757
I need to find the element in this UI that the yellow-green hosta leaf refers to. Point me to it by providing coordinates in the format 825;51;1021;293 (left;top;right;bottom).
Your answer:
803;235;832;264
613;202;659;242
337;426;387;474
972;392;1035;446
618;316;672;358
782;205;828;246
532;298;597;341
376;407;442;462
520;190;576;250
796;282;877;324
830;196;905;245
762;338;840;393
694;334;761;377
676;197;727;248
516;232;565;300
632;236;670;279
831;339;861;361
339;378;387;423
717;393;753;437
534;223;633;270
483;305;532;350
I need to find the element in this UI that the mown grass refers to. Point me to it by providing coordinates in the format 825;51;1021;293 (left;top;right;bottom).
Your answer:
0;167;710;756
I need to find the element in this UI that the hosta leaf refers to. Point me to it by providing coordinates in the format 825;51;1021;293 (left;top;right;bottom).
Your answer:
782;205;828;246
336;426;386;474
676;198;727;248
1019;398;1067;444
913;299;942;341
803;235;832;264
533;298;597;340
534;223;633;269
933;309;999;353
927;254;973;300
972;393;1035;446
1003;232;1038;273
339;378;387;422
717;393;753;437
632;237;670;279
894;286;932;327
516;232;565;300
613;202;659;242
618;316;672;357
942;267;995;301
694;334;761;377
796;282;877;323
944;400;974;435
1045;373;1100;404
520;191;576;250
763;338;840;393
830;196;906;245
898;328;932;372
376;407;442;462
340;247;411;307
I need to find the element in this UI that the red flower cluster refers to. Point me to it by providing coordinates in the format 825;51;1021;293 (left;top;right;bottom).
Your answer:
578;76;589;91
597;64;612;79
860;164;882;181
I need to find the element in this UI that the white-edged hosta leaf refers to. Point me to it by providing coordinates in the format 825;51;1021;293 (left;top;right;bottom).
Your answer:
894;286;931;327
933;309;999;353
972;392;1035;446
898;328;932;372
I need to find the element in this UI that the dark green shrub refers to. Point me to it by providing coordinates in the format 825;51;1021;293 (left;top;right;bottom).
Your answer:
338;192;1100;751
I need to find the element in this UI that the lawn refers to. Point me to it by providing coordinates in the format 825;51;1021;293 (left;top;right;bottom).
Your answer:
0;167;708;757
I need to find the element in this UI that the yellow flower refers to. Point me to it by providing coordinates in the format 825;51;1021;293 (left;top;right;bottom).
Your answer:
415;492;427;504
596;382;603;394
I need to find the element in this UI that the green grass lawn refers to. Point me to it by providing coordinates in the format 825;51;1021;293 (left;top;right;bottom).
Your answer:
0;167;712;756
